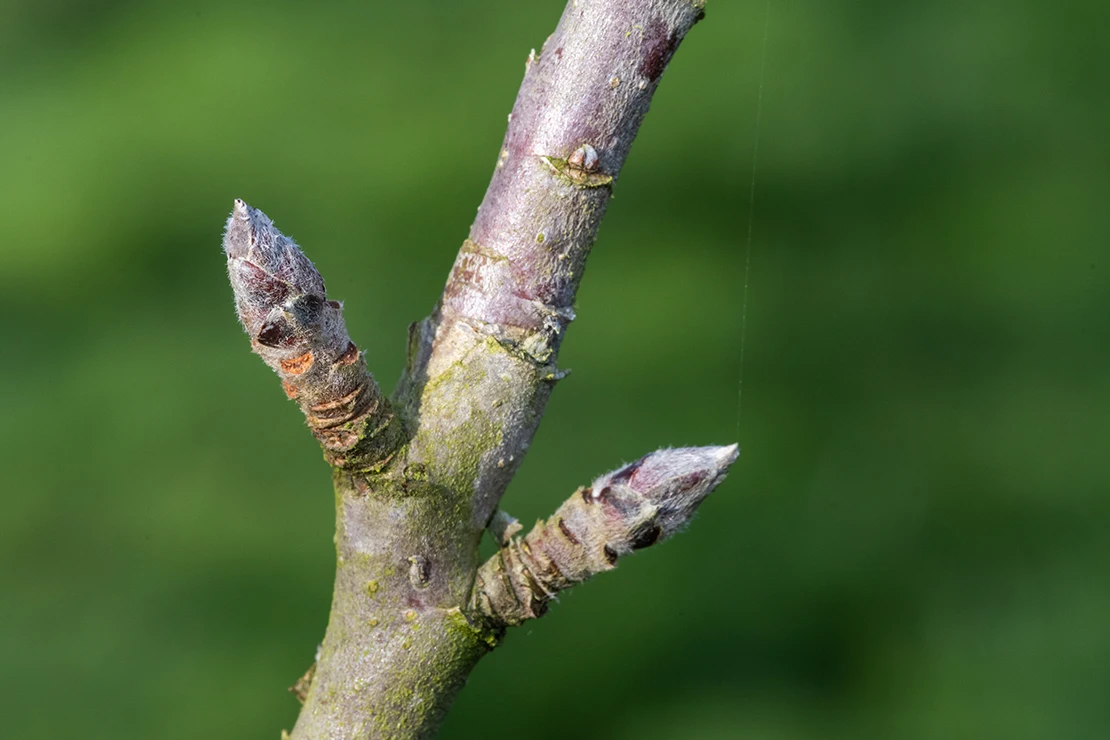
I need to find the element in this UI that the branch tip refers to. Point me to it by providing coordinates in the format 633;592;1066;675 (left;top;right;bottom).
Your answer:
222;201;399;470
471;444;738;628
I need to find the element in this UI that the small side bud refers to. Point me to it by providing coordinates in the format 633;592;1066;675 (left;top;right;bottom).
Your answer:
567;143;600;173
545;144;610;187
408;556;430;589
488;509;524;546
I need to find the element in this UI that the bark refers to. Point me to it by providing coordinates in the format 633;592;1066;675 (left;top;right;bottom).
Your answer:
222;1;733;738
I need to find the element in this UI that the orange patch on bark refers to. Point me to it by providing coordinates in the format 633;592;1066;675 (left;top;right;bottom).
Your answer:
282;381;298;399
310;386;361;413
280;351;314;375
336;341;360;367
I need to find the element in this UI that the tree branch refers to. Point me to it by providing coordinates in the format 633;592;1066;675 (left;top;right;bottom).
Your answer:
472;445;738;629
223;1;723;738
396;0;708;529
224;201;402;471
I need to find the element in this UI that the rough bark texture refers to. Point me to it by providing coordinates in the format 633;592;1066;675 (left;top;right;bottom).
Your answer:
223;1;732;738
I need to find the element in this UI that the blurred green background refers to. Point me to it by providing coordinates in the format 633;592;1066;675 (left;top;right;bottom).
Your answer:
2;0;1107;738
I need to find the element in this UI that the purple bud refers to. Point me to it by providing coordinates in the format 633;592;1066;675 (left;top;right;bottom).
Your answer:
588;445;738;539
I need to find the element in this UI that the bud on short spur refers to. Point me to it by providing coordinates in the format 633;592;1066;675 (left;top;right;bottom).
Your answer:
224;199;327;340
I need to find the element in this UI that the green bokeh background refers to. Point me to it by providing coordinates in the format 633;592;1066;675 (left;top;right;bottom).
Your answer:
2;1;1107;738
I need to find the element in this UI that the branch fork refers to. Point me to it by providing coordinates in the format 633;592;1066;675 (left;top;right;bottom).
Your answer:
222;1;731;737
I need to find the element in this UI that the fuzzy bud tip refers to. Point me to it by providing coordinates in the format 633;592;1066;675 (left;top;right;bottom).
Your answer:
590;444;739;541
223;200;327;337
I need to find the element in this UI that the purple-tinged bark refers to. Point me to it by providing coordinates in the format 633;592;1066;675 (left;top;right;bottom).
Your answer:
446;1;705;343
400;0;708;530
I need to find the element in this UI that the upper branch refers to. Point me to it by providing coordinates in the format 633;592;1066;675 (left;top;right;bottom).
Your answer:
400;0;707;526
442;0;706;350
224;201;401;471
